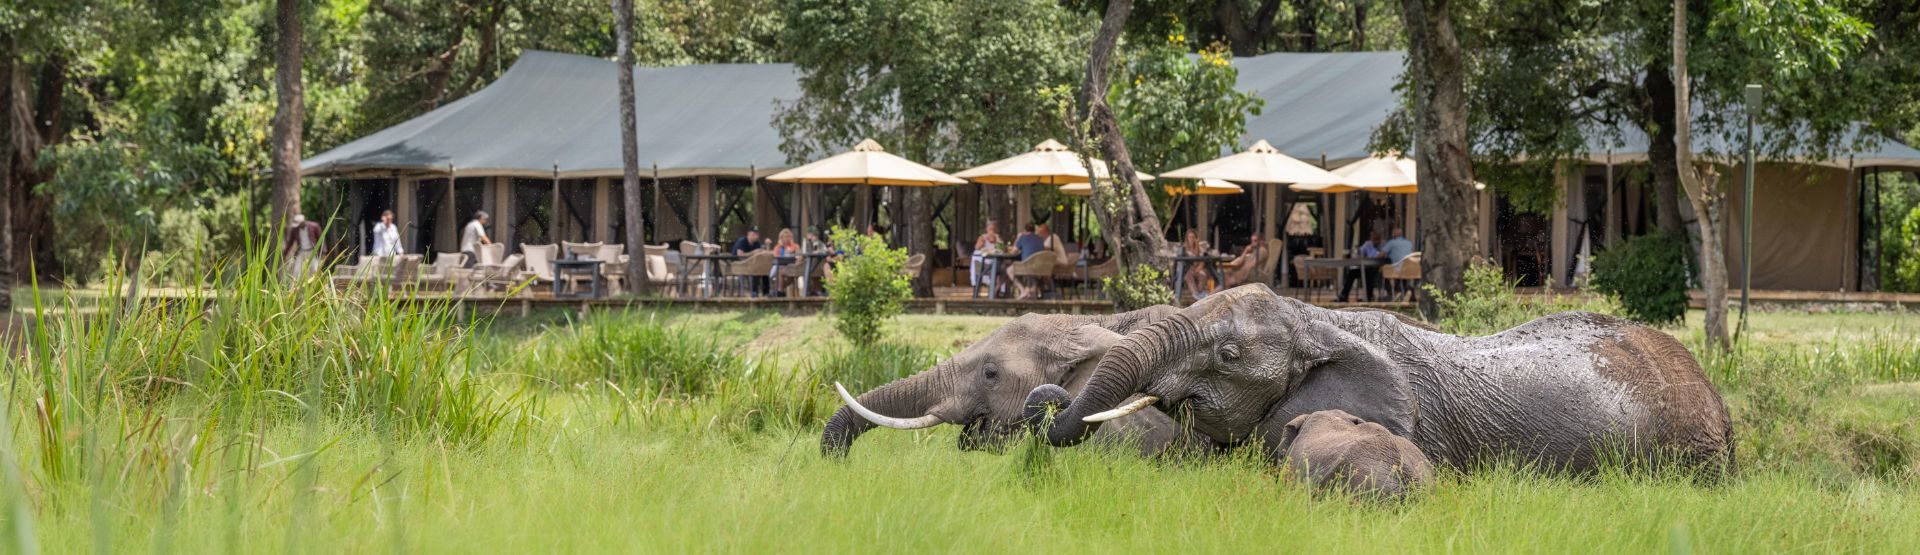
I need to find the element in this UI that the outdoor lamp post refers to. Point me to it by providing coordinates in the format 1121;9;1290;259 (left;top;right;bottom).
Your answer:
1740;84;1761;338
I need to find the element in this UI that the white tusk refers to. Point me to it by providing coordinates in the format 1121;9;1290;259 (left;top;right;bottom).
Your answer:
834;382;943;430
1082;396;1160;423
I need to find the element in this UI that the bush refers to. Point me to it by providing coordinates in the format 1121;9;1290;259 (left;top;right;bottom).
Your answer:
1591;233;1693;326
1103;263;1174;311
824;226;912;344
532;310;753;398
1893;205;1920;292
1428;261;1624;335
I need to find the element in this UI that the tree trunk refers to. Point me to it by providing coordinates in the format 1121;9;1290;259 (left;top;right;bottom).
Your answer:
1353;2;1368;50
1643;63;1686;236
0;35;16;313
1670;0;1730;349
1078;0;1169;273
613;0;648;296
1215;0;1283;56
1401;0;1478;319
1291;0;1319;52
270;0;305;234
908;188;933;297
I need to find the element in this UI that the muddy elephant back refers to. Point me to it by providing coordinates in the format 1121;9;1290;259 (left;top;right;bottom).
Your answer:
1589;318;1735;476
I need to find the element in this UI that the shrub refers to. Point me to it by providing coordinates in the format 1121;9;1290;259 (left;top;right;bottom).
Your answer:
533;310;751;398
1894;205;1920;292
1103;263;1174;311
1591;233;1693;326
824;226;912;344
1427;261;1624;335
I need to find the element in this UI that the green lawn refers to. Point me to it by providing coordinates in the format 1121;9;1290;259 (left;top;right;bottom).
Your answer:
7;292;1918;553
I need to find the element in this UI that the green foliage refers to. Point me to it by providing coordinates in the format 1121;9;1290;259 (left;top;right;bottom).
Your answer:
1111;38;1264;175
1591;233;1694;326
37;112;224;283
1427;261;1624;335
1103;263;1175;311
824;227;912;344
1892;205;1920;292
775;0;1089;165
529;310;755;397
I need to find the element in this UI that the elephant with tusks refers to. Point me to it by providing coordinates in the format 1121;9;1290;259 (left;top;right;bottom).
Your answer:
823;306;1206;458
1026;284;1735;477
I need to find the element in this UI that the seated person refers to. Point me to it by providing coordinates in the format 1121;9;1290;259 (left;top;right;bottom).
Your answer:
1179;230;1212;297
970;219;1004;287
1006;224;1047;299
1220;233;1269;290
770;228;800;296
1336;231;1388;303
1382;226;1415;266
731;228;765;256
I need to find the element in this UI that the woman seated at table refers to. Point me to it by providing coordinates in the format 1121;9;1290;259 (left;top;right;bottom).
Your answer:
1180;229;1213;296
970;219;1004;288
1218;232;1268;290
770;228;801;296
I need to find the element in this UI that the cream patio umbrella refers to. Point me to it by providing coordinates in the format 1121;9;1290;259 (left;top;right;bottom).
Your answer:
955;139;1153;185
1289;154;1420;194
767;138;964;235
1158;140;1341;238
1057;178;1241;197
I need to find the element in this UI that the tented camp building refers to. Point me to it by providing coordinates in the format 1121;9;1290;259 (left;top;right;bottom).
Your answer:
304;50;1920;293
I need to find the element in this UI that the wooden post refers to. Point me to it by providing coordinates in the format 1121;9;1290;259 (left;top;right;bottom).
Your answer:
1551;163;1570;288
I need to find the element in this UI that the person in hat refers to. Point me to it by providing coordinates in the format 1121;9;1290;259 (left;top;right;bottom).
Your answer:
282;213;323;280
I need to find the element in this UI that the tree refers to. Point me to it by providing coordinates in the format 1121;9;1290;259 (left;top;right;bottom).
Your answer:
775;0;1089;296
1399;0;1478;319
614;0;649;295
1074;0;1169;271
1671;0;1728;349
270;0;305;235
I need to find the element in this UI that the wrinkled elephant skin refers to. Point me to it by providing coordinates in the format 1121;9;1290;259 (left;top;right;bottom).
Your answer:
1279;410;1434;500
1035;285;1735;477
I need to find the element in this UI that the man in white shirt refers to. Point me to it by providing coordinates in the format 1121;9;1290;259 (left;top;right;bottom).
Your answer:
371;210;404;257
461;211;491;267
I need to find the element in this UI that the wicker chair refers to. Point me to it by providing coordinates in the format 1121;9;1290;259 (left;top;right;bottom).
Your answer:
474;243;507;266
388;255;423;291
331;255;389;288
561;241;603;259
901;253;927;277
1292;255;1337;299
1380;252;1423;301
725;251;776;297
419;253;466;290
1256;239;1285;287
1005;251;1059;299
516;244;560;290
466;254;524;294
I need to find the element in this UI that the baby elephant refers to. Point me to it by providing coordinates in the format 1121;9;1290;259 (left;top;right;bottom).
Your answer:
1278;410;1434;501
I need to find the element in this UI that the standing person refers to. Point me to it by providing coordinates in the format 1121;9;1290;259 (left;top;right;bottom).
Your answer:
1336;231;1387;303
731;228;763;256
461;211;491;268
282;214;323;280
970;219;1003;288
371;210;403;257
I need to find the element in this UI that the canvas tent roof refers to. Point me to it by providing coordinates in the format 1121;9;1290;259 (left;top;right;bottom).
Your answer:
301;51;802;179
303;50;1920;178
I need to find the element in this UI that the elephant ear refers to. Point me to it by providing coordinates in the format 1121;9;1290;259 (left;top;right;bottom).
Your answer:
1277;414;1310;454
1267;320;1418;439
1051;324;1125;391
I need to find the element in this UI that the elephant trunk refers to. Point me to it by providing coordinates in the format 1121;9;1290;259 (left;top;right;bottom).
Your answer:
821;364;953;457
1043;313;1201;446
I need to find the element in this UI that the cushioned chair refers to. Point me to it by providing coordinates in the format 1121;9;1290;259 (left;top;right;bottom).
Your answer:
474;243;507;266
562;241;603;259
1005;251;1059;299
1256;238;1285;287
469;254;524;294
1292;255;1336;300
331;255;389;288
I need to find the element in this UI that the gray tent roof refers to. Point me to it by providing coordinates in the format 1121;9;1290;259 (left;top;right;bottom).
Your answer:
303;51;801;179
304;49;1920;177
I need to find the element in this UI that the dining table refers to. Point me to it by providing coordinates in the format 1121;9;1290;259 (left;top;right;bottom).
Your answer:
1297;257;1388;302
1169;252;1234;304
679;252;740;298
974;252;1024;299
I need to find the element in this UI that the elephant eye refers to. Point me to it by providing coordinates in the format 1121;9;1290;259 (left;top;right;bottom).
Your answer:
1219;343;1242;361
983;364;999;380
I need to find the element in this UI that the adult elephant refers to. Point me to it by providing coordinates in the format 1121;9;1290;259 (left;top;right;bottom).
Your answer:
1028;285;1734;476
823;306;1199;458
